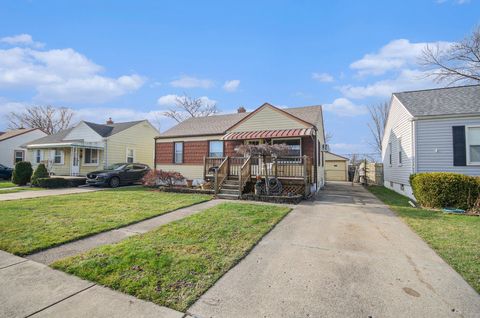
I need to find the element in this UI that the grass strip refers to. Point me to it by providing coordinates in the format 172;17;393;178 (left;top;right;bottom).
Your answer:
0;187;211;255
52;202;291;311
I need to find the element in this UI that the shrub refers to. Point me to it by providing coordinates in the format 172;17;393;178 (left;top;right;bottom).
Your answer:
410;172;480;210
31;163;49;186
157;170;185;186
37;177;69;189
12;161;33;186
142;170;159;187
68;178;86;187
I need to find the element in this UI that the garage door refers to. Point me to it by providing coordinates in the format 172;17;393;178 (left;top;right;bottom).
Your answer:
325;160;347;181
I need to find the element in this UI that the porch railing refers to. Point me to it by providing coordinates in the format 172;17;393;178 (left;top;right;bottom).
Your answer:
214;156;229;194
238;156;252;193
205;155;313;181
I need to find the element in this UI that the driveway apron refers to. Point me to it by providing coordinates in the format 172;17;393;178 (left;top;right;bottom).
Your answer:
188;182;480;318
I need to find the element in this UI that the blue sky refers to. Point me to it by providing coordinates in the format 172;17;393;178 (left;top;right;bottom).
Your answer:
0;0;478;155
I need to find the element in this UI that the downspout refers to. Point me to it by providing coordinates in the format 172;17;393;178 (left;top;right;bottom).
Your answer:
103;138;108;169
312;128;318;192
411;119;417;174
154;137;157;171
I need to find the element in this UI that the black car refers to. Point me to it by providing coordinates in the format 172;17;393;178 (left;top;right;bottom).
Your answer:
0;164;13;180
86;163;150;188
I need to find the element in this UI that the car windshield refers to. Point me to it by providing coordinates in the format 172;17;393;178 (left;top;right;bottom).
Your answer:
106;163;127;170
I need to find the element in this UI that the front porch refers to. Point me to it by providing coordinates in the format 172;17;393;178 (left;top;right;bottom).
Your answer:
204;155;314;198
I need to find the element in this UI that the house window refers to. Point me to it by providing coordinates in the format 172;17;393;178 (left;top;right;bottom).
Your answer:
272;139;301;156
398;138;402;165
389;142;392;165
126;148;135;163
53;150;64;164
209;141;224;157
174;142;183;163
467;126;480;164
35;150;42;163
14;150;24;163
84;148;99;165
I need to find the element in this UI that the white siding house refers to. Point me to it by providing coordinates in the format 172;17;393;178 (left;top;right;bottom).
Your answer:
382;85;480;199
0;129;47;168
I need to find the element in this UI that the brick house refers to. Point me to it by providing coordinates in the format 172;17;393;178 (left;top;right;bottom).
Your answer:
155;103;327;198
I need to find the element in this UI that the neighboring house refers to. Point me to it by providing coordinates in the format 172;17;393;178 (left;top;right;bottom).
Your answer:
325;152;349;181
25;119;159;176
155;103;326;198
0;128;47;168
382;85;480;199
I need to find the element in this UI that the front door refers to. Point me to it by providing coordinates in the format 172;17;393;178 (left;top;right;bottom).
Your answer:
71;147;80;176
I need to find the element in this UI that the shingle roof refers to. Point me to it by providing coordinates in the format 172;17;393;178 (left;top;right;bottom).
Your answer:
158;105;323;138
0;128;39;142
394;84;480;117
27;120;145;146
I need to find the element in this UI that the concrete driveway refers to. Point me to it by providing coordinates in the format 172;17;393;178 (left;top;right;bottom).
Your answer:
189;182;480;318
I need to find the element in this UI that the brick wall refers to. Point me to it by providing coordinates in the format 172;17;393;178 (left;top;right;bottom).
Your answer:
156;142;173;164
155;141;209;164
225;140;242;156
302;137;315;159
184;141;208;164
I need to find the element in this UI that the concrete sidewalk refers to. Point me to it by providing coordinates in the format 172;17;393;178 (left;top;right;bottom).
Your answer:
0;187;102;201
28;199;223;264
188;182;480;318
0;251;183;318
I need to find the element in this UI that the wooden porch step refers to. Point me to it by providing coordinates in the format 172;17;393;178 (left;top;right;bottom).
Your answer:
222;183;239;190
223;180;239;186
219;188;240;195
217;193;240;200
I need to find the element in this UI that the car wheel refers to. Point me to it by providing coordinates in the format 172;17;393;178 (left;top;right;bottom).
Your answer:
109;177;120;188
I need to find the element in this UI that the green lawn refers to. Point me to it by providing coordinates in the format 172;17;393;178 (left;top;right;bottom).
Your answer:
367;186;480;293
0;188;212;255
0;181;15;188
52;202;291;311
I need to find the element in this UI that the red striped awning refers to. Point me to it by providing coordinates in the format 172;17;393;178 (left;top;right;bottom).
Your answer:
222;128;313;140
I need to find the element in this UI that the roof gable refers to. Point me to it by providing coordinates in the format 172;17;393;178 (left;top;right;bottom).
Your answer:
227;103;313;133
64;121;103;142
0;128;42;142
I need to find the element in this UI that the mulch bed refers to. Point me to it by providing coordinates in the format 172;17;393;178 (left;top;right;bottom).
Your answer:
155;186;215;195
241;193;304;204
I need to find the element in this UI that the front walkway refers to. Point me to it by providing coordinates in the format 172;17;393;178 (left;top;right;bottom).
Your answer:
0;251;182;318
188;182;480;317
0;186;102;201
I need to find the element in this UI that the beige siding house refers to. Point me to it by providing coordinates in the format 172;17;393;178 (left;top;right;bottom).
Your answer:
25;119;159;176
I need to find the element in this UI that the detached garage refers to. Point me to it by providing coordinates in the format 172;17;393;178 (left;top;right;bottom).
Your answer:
325;152;349;181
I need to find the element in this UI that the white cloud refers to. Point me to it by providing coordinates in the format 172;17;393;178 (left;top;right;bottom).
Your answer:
312;72;334;82
0;99;28;129
339;69;441;99
323;98;367;117
222;79;240;92
0;34;44;48
0;39;145;103
157;94;216;107
436;0;470;4
170;75;214;88
350;39;452;76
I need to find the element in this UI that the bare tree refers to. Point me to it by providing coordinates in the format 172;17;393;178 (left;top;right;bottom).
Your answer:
8;105;74;134
367;102;390;155
325;131;333;144
163;94;219;123
420;26;480;85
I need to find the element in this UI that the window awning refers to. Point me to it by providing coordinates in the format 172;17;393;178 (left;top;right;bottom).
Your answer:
222;128;313;140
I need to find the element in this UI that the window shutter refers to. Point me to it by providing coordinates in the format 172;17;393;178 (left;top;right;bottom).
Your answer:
452;126;466;166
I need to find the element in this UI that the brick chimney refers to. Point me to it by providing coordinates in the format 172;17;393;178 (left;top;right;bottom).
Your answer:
237;106;246;113
106;117;114;124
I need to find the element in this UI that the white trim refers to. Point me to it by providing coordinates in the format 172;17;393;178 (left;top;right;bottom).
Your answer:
51;149;64;165
83;148;100;166
397;137;403;167
466;125;480;166
126;147;135;164
34;149;43;164
14;149;25;163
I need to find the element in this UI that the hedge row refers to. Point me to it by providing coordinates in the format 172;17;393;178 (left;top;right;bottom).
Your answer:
37;177;86;189
410;172;480;210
